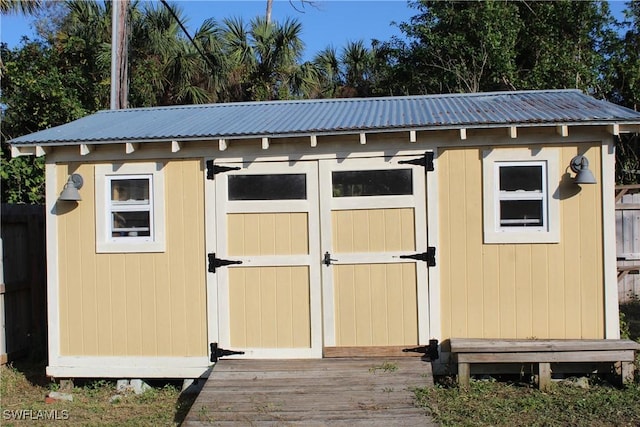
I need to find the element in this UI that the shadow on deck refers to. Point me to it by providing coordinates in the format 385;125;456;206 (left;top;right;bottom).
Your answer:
182;358;437;426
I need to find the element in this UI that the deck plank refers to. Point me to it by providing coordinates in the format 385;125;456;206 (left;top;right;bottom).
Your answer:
182;358;436;426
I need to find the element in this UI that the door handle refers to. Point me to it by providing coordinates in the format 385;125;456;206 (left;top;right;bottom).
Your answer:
323;252;337;266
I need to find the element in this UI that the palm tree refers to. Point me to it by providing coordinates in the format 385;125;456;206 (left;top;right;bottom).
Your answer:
221;16;316;101
0;0;42;15
312;41;375;98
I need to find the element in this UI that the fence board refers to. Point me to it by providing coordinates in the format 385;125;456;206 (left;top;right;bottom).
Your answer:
616;190;640;303
1;204;46;364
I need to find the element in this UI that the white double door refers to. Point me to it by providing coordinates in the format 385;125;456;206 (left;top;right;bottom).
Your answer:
209;156;429;358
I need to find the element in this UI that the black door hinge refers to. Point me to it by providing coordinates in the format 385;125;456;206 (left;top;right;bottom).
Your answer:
206;160;241;179
398;152;434;172
399;247;436;267
402;339;439;360
210;342;245;363
208;253;243;273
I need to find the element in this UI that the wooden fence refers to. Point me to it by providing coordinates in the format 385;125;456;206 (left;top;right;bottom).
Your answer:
1;204;46;364
616;185;640;303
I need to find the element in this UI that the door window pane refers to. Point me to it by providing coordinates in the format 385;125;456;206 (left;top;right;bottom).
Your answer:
228;174;307;200
332;170;412;197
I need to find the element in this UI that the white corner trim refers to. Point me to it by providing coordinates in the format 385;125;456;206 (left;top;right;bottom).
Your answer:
508;126;518;139
359;133;367;145
261;137;270;150
310;134;318;147
204;159;219;348
426;149;441;342
459;128;467;140
602;141;620;338
46;163;61;368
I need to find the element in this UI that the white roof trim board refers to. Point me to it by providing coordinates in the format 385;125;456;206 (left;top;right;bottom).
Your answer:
9;90;640;147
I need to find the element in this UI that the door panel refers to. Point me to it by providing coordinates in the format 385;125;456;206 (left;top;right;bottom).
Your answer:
228;213;309;256
213;161;321;359
332;208;415;253
334;263;418;346
229;266;311;348
320;157;429;355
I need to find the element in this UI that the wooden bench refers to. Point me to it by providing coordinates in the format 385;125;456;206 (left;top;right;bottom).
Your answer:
450;339;640;391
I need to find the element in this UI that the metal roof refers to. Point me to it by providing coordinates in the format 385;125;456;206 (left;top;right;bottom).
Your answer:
9;89;640;146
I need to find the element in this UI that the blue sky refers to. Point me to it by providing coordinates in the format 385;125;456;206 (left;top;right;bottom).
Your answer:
0;0;416;61
0;1;631;62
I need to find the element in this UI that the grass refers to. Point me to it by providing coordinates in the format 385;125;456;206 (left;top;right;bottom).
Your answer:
0;360;197;426
416;299;640;426
415;377;640;426
2;301;639;425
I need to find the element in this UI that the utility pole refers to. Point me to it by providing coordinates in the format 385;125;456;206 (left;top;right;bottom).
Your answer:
110;0;129;109
266;0;273;23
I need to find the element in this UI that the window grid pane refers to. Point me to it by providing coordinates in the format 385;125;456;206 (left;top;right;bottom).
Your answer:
107;175;154;240
496;162;547;230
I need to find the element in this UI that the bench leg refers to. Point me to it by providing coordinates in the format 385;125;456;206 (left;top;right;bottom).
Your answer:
538;363;551;392
458;363;470;390
621;362;635;385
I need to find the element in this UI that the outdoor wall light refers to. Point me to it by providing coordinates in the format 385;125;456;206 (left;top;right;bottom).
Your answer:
59;173;84;201
570;155;597;185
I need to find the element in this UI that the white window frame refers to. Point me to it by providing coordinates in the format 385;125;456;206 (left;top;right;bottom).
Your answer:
483;149;560;244
95;163;165;253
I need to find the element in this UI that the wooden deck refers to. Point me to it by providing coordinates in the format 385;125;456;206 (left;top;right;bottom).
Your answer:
182;358;437;426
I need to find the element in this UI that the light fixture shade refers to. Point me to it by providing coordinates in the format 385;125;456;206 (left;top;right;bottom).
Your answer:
570;155;597;185
574;168;597;184
59;174;84;201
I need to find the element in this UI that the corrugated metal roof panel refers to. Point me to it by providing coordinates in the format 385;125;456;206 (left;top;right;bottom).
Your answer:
9;90;640;146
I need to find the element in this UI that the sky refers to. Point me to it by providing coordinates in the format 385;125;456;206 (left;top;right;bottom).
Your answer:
0;0;417;61
0;1;631;62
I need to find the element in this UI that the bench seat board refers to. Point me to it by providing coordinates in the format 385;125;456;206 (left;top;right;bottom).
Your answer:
456;350;636;363
450;339;639;390
450;339;640;353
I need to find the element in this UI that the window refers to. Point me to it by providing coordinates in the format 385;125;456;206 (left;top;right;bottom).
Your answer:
483;149;559;243
228;174;306;200
95;163;165;253
332;169;412;197
108;177;152;238
497;163;546;228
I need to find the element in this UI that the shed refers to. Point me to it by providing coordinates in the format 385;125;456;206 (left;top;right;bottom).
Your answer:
9;89;640;379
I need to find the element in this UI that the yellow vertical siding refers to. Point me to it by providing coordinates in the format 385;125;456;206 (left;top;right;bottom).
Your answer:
332;208;415;253
333;263;418;346
439;145;604;341
228;213;309;256
228;266;311;348
57;160;207;357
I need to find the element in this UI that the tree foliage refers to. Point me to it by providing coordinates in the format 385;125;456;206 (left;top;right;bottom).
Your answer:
2;0;640;205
